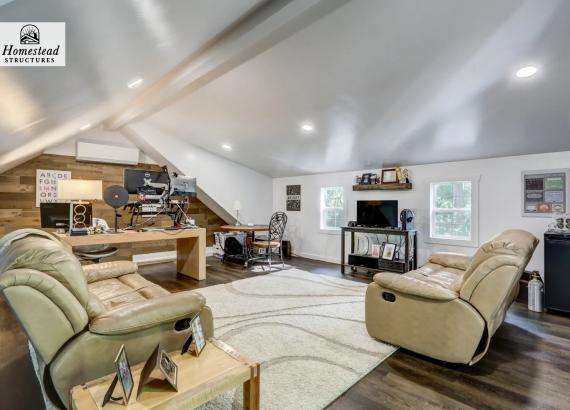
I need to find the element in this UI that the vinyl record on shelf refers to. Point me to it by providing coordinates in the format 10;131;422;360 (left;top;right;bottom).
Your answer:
104;185;129;209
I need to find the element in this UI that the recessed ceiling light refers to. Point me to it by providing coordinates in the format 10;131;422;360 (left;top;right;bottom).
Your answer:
221;144;232;151
300;122;314;133
515;66;538;78
127;77;144;88
79;123;91;131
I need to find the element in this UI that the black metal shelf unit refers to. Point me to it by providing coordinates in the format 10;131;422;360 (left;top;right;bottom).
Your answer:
340;226;417;274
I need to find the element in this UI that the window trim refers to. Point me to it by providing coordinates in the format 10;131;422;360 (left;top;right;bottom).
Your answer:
319;186;346;235
426;176;480;248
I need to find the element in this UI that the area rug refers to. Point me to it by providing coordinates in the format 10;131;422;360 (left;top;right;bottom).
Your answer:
195;268;397;410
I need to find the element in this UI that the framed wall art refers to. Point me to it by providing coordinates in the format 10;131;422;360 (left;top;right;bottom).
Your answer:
286;184;301;211
522;169;569;217
36;169;71;207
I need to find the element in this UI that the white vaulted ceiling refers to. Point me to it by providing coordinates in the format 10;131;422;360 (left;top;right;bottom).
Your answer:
0;0;262;170
1;0;570;176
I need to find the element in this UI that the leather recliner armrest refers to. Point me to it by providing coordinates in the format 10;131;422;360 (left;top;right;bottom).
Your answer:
428;252;471;271
373;272;458;301
82;261;138;283
89;291;206;335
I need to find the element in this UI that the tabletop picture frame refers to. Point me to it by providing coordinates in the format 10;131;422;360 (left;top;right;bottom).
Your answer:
137;344;178;398
181;314;206;356
102;344;134;407
382;243;396;260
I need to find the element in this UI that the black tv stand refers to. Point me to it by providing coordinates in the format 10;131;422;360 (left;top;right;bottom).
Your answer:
340;226;417;274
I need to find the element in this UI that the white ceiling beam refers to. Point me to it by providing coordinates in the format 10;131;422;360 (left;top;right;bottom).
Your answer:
105;0;351;130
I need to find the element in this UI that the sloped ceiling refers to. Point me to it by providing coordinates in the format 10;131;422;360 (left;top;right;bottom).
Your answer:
1;0;570;177
0;0;262;171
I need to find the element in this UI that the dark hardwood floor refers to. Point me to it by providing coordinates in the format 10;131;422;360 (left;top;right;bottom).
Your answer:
1;256;570;410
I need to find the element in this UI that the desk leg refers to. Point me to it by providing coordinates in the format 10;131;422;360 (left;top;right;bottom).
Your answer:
243;364;260;410
176;231;206;280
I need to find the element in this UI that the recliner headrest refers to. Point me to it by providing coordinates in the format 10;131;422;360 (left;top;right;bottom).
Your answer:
0;235;88;307
479;229;539;257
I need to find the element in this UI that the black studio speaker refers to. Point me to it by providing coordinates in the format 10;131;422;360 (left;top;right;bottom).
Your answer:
400;209;415;231
104;185;129;232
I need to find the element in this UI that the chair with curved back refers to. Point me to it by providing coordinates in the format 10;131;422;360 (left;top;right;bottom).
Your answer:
252;211;288;270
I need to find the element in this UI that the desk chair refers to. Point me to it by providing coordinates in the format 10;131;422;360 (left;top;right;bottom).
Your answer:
252;212;287;270
74;244;119;263
73;218;118;263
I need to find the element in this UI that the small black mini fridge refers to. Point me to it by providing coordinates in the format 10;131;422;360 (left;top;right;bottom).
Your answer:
544;231;570;313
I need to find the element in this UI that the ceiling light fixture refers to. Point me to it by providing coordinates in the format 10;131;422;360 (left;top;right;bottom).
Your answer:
221;144;232;151
79;123;91;131
127;77;144;88
300;122;314;133
515;66;538;78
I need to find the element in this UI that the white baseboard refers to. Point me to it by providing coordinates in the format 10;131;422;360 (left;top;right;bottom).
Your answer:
295;252;340;265
134;247;214;266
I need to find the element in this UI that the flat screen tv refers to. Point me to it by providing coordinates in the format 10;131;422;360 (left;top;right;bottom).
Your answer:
356;200;398;228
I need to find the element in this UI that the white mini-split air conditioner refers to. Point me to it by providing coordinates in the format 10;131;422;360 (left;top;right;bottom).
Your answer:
76;141;139;165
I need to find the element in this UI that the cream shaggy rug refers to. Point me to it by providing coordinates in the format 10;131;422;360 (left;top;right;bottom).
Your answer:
196;268;396;410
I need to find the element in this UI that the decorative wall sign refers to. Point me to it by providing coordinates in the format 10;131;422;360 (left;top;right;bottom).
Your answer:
36;169;71;207
522;169;568;217
286;185;301;211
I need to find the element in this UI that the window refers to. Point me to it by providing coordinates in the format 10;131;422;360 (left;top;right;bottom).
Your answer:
320;186;344;231
429;178;479;246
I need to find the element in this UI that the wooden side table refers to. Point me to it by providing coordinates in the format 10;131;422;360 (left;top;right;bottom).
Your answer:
70;339;260;410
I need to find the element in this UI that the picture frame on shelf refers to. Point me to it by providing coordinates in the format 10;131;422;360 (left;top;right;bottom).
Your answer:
382;243;396;260
381;168;398;184
361;173;372;185
371;244;381;258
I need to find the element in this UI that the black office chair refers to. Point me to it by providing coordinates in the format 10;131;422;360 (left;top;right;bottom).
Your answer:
252;211;288;270
74;244;119;263
73;218;119;263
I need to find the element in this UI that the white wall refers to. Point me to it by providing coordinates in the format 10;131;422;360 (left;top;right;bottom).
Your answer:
125;122;273;225
273;151;570;273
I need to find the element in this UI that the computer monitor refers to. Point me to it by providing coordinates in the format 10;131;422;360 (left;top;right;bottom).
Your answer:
170;175;197;197
123;169;170;194
40;203;70;229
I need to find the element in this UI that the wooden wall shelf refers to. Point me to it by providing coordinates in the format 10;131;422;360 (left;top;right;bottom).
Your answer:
352;183;412;191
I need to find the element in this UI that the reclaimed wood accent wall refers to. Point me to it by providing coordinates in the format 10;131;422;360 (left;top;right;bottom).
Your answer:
0;154;226;260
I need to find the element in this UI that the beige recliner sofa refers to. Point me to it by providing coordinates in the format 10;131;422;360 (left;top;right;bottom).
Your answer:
0;229;213;408
365;229;538;365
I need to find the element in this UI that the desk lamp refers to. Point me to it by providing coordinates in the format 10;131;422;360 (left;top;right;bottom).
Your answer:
233;200;242;226
57;179;103;234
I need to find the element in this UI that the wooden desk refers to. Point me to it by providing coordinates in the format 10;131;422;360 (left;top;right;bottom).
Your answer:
220;225;269;233
70;339;260;410
220;225;269;243
57;229;206;280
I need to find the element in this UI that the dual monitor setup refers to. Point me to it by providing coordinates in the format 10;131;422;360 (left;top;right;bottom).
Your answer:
40;167;198;233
